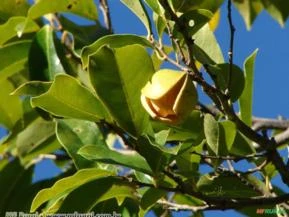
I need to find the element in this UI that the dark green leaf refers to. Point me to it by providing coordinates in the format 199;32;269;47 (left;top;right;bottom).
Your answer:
31;74;110;122
78;144;153;175
229;132;256;156
28;0;98;21
28;25;67;81
261;0;289;26
31;168;114;212
214;63;245;102
81;34;152;68
139;188;166;216
170;0;223;13
56;119;104;169
239;49;258;126
121;0;152;36
0;159;33;215
88;45;154;136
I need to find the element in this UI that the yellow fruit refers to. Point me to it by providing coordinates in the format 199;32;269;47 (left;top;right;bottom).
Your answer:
141;69;198;123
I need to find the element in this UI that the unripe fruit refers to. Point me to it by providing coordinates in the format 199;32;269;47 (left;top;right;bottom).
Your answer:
141;69;198;123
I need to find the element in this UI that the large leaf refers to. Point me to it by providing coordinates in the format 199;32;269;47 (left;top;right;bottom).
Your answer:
0;79;22;129
0;0;30;24
78;144;153;175
57;177;137;211
229;132;256;156
193;24;224;64
88;45;154;136
239;49;258;126
0;17;39;45
56;119;103;169
16;117;55;157
233;0;264;30
121;0;152;36
0;159;33;215
28;0;98;21
204;114;219;155
197;173;262;197
81;34;152;68
31;74;110;122
28;25;68;81
261;0;289;26
30;168;114;212
0;40;31;81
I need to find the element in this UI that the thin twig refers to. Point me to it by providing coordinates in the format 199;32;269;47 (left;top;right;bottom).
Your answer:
158;199;208;212
99;0;113;33
227;0;235;95
191;151;267;161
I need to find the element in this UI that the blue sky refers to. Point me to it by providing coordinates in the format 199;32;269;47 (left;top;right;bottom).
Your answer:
1;1;289;216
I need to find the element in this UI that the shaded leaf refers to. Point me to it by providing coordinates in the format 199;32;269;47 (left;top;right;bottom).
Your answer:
261;0;289;26
81;34;152;68
31;168;114;212
139;188;166;216
31;74;110;122
28;25;67;81
28;0;98;21
56;119;103;169
239;49;258;126
11;80;51;97
121;0;152;36
204;114;219;155
229;132;256;156
88;45;154;136
78;145;153;175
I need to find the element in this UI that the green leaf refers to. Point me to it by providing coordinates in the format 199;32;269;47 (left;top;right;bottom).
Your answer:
170;0;223;13
0;16;39;45
57;177;137;212
121;0;152;36
136;136;172;174
193;24;224;64
0;79;22;129
28;0;98;21
233;0;264;30
197;173;261;197
204;114;219;155
139;188;166;216
16;117;55;157
239;49;258;126
30;168;114;212
144;0;163;14
29;25;67;81
214;63;245;102
78;145;153;175
88;45;154;136
81;34;152;69
0;159;33;215
261;0;289;26
31;74;110;122
179;9;213;36
0;40;31;82
56;119;103;169
0;0;30;24
219;120;237;152
229;132;256;156
11;80;51;97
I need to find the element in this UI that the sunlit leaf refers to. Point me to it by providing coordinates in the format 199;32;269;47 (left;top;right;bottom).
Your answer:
30;168;114;212
28;0;98;21
121;0;152;36
239;49;258;126
31;74;110;122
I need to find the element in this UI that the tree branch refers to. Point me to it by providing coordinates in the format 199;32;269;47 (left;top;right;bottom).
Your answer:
252;117;289;131
99;0;113;33
227;0;235;94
